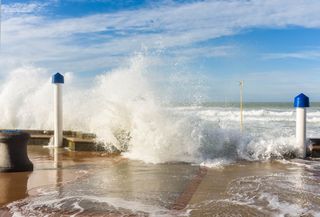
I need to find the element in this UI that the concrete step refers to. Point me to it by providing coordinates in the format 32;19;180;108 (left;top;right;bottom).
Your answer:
63;136;105;152
1;129;103;152
308;138;320;158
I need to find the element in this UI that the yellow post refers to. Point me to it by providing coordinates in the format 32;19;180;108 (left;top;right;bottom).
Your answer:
239;80;244;132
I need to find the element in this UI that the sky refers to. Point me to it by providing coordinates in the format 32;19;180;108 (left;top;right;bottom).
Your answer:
1;0;320;102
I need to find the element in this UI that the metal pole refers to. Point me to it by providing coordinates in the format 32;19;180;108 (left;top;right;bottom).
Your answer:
296;107;306;157
54;83;63;147
52;73;64;147
294;93;310;158
239;80;244;132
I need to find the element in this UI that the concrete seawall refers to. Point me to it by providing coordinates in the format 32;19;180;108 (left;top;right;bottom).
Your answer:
0;129;108;152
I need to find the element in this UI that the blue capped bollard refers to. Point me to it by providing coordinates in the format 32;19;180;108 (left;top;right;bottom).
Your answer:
294;93;310;158
52;73;64;147
0;130;33;172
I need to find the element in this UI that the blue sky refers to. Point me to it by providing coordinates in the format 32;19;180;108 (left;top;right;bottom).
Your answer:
1;0;320;102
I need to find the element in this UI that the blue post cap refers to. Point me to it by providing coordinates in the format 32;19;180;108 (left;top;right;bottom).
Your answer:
294;93;310;108
52;72;64;84
0;130;21;134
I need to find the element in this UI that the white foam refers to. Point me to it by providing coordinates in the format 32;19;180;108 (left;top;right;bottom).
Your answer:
70;201;84;217
7;194;174;217
200;158;234;168
258;192;313;216
224;173;320;216
0;54;306;166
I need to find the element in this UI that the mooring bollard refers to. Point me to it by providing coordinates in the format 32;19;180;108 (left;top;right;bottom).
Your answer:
0;130;33;172
52;72;64;147
294;93;310;158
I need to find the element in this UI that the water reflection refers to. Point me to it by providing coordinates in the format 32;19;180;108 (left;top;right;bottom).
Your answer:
0;171;31;206
49;147;64;198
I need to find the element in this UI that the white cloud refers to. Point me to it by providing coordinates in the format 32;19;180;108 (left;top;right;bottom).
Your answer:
263;50;320;60
1;0;320;74
2;2;47;16
166;46;235;61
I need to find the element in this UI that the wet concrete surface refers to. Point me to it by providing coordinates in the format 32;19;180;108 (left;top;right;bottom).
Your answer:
1;146;320;216
187;160;320;216
0;146;199;216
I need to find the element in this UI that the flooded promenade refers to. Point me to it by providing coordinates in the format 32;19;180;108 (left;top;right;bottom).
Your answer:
1;146;320;216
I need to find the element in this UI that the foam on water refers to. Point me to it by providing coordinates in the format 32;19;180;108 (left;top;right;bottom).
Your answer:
199;158;235;168
0;54;309;166
6;184;186;217
7;194;172;217
221;172;320;216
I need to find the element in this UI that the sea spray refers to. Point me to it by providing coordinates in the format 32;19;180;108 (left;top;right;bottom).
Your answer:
0;55;302;165
0;66;53;129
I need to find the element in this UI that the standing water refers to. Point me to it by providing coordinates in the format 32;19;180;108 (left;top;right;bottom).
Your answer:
1;56;320;216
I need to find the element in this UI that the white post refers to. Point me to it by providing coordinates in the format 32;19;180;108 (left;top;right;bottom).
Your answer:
294;93;309;158
296;107;306;157
52;73;64;147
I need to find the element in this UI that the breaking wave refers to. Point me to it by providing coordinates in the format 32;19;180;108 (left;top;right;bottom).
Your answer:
0;55;304;166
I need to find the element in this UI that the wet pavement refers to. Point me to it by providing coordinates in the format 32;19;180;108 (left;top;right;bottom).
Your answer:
1;146;320;216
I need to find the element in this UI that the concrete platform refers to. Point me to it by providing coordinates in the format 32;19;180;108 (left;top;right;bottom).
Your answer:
1;129;105;152
1;148;319;216
64;137;105;151
186;161;292;216
308;138;320;157
0;146;200;216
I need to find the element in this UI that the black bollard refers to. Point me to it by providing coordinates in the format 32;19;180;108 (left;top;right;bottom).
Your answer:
0;130;33;172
